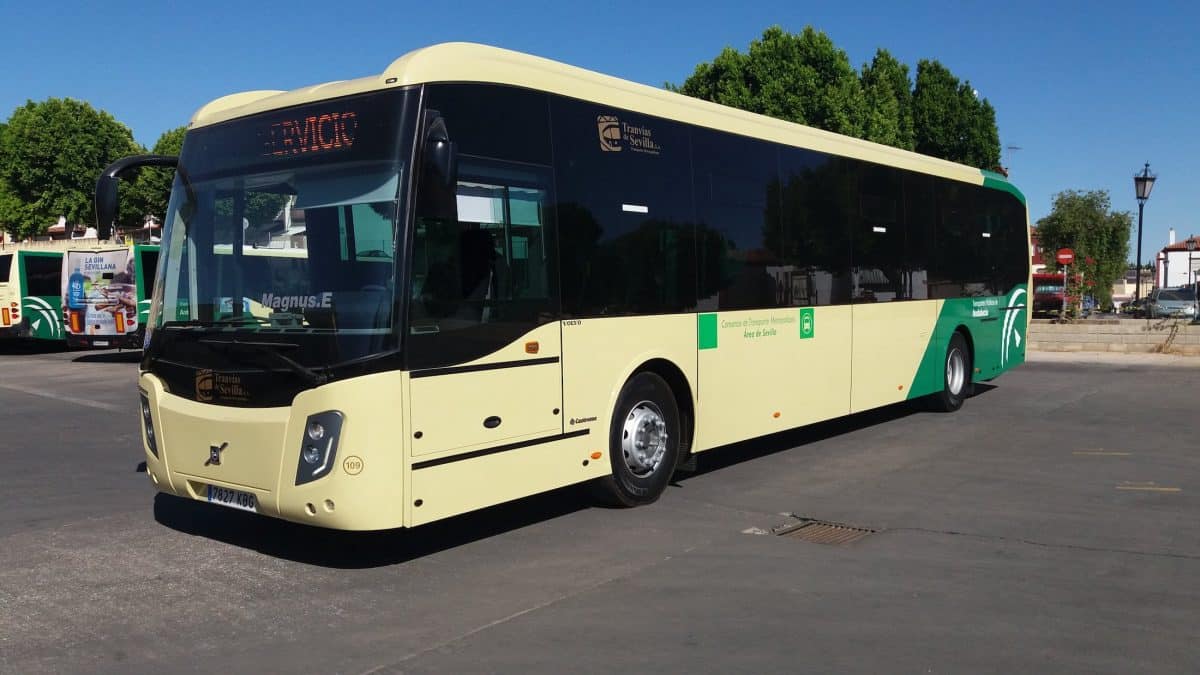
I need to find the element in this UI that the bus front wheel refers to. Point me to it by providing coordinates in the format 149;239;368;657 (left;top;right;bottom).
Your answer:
592;372;681;507
928;332;973;412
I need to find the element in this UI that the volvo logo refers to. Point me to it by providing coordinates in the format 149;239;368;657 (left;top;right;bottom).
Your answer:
205;442;229;466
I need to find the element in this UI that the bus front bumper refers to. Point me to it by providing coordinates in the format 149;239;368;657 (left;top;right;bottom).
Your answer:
138;370;406;530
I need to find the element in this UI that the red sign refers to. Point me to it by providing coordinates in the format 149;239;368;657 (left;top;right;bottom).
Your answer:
1056;248;1075;265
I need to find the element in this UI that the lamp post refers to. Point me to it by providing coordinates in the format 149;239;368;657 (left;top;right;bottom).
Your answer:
1188;236;1197;322
1133;162;1157;301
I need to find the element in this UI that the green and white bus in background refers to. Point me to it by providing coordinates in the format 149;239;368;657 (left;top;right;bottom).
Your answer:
0;249;67;343
62;244;160;349
102;43;1029;531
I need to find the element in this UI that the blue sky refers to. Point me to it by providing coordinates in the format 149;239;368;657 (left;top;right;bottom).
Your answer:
2;0;1196;261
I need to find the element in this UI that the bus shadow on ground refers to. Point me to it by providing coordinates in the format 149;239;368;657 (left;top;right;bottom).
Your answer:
0;339;69;355
152;485;593;569
73;350;143;364
152;385;997;568
677;385;996;480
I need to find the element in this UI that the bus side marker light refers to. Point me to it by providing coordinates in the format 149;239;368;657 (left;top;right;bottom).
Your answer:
590;451;602;460
773;412;781;419
525;341;539;354
897;385;904;390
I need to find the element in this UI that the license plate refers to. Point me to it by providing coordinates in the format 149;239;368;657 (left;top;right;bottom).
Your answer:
206;485;258;512
94;340;109;346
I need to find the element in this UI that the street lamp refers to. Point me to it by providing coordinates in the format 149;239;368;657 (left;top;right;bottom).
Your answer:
1133;162;1157;301
1188;236;1197;322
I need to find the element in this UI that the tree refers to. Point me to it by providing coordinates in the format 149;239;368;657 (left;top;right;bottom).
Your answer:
859;49;914;150
126;125;186;226
912;60;1001;169
676;26;866;137
0;98;143;239
1035;190;1133;308
671;28;1003;168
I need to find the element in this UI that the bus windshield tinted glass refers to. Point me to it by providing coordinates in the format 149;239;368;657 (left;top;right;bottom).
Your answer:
147;89;414;375
0;254;11;283
156;165;399;330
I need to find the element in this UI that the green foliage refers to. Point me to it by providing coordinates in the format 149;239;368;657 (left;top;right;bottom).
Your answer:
126;125;186;227
860;49;913;150
671;28;1002;170
678;26;865;137
1036;190;1133;307
0;98;143;239
912;60;1001;169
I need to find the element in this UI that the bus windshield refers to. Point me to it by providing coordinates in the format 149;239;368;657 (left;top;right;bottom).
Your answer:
143;89;417;403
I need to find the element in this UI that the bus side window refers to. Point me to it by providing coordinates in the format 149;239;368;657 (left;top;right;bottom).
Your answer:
408;156;558;369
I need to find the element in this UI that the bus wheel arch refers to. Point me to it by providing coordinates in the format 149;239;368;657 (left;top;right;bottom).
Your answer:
929;327;974;412
633;358;695;462
591;359;693;507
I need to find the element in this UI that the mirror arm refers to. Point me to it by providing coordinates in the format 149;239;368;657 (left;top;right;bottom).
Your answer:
95;154;179;241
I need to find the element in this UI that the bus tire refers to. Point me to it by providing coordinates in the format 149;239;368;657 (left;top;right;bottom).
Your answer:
592;372;681;507
928;331;973;412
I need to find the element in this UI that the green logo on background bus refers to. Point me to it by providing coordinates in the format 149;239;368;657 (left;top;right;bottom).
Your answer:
799;308;815;339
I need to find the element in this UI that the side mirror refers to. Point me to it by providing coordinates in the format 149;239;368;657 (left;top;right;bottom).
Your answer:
95;154;179;240
423;112;457;187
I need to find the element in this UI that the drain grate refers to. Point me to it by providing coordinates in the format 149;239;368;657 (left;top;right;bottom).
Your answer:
773;519;876;545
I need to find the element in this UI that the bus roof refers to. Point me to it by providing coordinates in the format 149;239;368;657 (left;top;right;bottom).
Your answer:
189;42;1023;198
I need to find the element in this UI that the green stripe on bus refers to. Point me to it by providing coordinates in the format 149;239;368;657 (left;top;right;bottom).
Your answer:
981;171;1027;206
906;285;1028;400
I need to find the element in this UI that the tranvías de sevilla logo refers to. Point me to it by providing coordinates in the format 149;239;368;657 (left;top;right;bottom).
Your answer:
597;115;622;151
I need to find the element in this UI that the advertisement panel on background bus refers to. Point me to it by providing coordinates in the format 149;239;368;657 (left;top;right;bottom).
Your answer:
61;245;159;349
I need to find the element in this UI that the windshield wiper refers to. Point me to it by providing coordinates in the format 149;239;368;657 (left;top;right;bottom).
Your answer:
212;315;272;326
198;338;329;386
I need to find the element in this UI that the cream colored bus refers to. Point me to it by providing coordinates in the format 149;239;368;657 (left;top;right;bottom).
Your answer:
103;43;1029;530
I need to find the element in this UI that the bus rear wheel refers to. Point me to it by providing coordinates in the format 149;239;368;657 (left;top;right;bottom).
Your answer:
929;332;973;412
592;372;681;507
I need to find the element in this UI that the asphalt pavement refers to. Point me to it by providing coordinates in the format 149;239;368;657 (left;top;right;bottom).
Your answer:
0;344;1197;674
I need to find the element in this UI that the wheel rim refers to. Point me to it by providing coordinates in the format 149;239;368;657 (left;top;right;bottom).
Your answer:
620;400;669;477
946;347;966;396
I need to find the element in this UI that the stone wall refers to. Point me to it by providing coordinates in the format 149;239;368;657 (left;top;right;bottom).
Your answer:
1027;318;1200;355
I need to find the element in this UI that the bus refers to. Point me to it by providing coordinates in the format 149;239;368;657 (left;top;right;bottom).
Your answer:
61;244;160;349
0;249;67;343
103;43;1029;531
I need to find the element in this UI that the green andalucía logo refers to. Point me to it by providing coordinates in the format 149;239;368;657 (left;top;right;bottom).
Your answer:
1001;288;1026;366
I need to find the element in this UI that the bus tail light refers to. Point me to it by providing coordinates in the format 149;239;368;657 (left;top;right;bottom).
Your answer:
1;307;9;326
139;391;159;458
296;411;344;485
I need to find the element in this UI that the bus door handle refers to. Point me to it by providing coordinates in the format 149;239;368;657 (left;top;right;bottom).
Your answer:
483;416;502;429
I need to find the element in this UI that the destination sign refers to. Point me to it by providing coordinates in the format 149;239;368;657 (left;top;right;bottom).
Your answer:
262;111;358;158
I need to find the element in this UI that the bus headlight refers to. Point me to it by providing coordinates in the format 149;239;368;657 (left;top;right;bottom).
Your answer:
139;391;159;458
295;411;343;485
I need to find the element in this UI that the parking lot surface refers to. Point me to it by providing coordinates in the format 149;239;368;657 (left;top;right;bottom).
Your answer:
1;345;1197;674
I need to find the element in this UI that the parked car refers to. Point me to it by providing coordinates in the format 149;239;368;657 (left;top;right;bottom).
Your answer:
1121;298;1147;317
1144;287;1198;318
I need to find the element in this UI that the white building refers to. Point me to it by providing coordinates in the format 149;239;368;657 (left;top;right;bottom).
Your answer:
1156;228;1200;288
